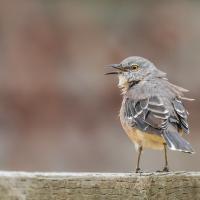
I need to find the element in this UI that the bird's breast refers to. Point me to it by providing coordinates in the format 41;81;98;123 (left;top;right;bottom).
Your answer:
118;75;129;94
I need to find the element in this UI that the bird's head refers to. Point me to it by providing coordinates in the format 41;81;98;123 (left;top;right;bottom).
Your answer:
105;56;166;93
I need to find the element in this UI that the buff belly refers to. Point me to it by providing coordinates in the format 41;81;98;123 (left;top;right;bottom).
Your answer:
121;121;165;151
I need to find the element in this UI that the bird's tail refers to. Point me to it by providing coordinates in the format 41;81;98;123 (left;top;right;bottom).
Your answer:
162;130;194;153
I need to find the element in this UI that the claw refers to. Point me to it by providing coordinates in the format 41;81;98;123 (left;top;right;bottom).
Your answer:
162;167;169;172
156;167;170;173
135;168;142;173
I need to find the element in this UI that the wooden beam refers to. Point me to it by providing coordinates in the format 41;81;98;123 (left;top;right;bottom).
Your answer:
0;171;199;199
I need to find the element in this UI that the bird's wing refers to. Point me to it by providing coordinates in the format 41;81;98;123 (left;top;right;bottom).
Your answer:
124;96;170;135
124;96;193;153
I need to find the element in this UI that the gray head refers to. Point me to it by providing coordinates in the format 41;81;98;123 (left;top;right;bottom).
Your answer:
105;56;166;92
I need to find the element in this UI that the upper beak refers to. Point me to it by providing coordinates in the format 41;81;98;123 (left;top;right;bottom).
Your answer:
104;64;123;75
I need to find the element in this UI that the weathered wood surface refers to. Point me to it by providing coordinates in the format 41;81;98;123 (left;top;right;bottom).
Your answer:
0;171;199;200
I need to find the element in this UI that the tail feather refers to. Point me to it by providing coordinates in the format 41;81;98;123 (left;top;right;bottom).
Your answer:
163;130;194;153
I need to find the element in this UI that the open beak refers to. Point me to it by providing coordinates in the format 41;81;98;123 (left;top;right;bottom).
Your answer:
104;64;123;75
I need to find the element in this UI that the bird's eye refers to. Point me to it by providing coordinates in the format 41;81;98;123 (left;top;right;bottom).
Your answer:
130;64;139;71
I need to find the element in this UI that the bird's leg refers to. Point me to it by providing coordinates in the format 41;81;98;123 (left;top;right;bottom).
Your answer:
163;143;169;172
135;146;142;173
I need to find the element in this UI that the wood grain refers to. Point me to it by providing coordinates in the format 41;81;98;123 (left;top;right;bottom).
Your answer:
0;171;199;200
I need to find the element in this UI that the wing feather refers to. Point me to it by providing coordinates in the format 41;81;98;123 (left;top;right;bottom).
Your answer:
172;98;189;134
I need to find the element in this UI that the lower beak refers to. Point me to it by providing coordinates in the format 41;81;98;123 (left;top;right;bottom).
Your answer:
104;64;123;75
104;71;119;75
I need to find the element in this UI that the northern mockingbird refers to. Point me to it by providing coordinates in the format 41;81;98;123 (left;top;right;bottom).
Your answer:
105;56;194;172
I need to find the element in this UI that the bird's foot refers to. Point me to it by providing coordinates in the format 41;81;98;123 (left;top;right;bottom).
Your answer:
162;166;169;172
135;168;143;173
156;167;169;173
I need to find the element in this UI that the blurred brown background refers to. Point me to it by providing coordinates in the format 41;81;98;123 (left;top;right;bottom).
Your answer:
0;0;199;172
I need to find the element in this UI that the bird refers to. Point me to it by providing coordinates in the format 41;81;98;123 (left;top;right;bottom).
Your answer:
105;56;194;173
